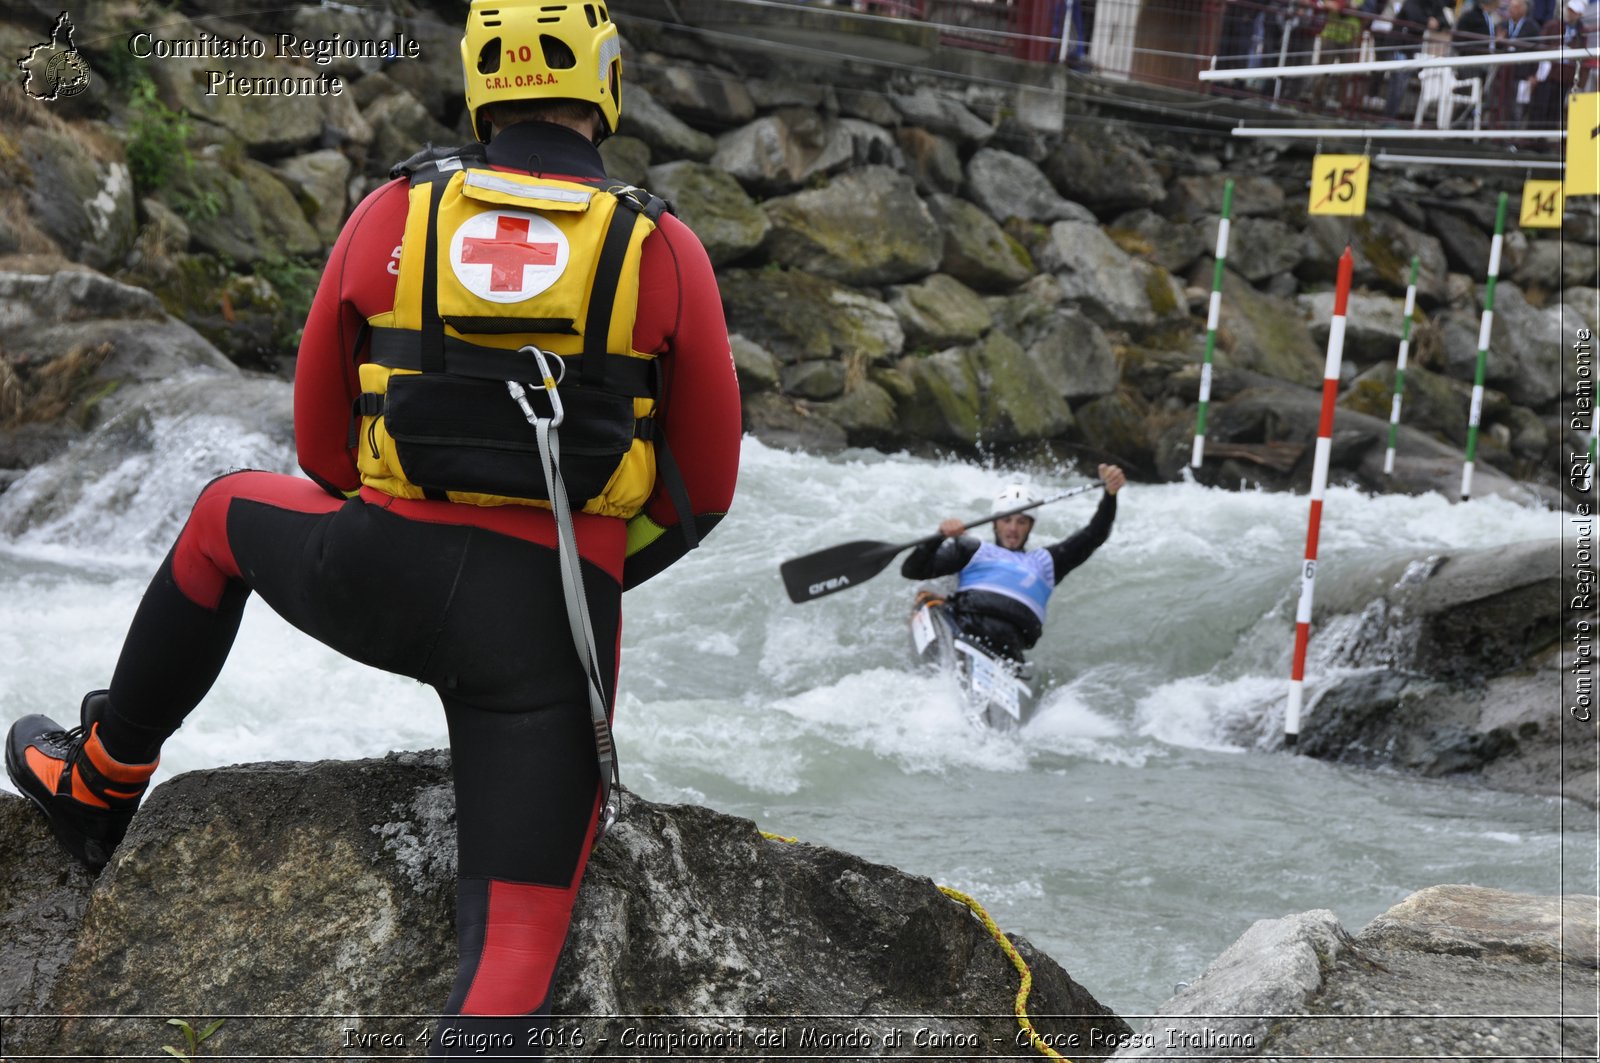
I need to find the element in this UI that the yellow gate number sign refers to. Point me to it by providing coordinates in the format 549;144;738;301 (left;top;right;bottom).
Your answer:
1520;180;1564;227
1568;93;1600;196
1309;155;1370;216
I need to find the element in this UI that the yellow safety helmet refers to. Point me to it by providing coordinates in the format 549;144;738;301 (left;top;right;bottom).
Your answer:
460;0;622;143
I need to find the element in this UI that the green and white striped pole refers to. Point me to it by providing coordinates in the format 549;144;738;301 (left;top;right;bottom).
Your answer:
1192;178;1234;468
1383;256;1420;476
1461;192;1508;502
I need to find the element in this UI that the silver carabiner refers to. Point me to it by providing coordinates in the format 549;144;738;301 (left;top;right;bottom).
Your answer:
517;344;566;428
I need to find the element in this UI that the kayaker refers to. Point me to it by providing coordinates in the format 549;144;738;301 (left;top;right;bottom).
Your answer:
900;464;1125;661
5;2;741;1055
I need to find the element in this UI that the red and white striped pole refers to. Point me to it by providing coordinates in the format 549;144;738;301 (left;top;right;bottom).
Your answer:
1286;246;1354;749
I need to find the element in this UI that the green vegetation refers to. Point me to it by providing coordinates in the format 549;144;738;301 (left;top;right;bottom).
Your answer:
126;77;191;194
162;1017;225;1060
254;256;321;347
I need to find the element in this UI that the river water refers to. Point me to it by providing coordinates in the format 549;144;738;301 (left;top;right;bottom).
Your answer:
1;429;1592;1019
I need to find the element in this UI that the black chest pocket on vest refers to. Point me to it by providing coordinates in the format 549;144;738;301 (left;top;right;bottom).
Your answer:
382;374;635;503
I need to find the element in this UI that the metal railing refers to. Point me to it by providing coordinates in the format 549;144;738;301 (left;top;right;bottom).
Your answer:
789;0;1591;131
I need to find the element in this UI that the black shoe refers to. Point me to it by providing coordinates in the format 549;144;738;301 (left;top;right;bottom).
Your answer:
5;691;157;872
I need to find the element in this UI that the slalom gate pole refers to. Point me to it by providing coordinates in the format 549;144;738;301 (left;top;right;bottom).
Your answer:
1382;255;1420;476
1286;246;1353;750
1461;192;1508;502
1192;178;1235;468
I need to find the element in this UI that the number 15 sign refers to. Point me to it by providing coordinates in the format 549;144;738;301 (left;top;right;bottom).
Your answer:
1309;154;1370;216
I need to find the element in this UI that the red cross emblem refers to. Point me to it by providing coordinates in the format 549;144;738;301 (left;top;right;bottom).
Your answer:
458;215;560;293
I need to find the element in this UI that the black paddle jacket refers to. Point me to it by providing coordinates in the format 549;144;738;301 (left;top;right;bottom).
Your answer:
901;493;1118;656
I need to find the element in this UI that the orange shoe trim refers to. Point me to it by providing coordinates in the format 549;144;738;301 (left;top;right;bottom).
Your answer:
68;768;113;810
84;724;158;784
23;746;66;795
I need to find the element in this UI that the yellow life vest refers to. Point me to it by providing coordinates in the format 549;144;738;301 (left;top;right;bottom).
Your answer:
355;151;668;518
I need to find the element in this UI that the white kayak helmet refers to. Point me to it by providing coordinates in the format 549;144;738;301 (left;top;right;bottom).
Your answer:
992;483;1041;516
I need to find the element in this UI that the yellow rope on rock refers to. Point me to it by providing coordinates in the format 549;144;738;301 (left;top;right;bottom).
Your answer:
757;829;1073;1062
938;885;1074;1063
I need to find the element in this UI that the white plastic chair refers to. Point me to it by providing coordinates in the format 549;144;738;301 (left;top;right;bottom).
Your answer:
1413;65;1482;128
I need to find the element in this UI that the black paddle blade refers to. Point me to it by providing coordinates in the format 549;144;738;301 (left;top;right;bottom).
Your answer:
780;540;905;603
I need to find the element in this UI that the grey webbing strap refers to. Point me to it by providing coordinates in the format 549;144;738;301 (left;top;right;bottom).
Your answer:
506;351;620;841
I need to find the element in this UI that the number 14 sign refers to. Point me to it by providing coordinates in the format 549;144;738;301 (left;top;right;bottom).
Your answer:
1520;180;1564;228
1309;154;1369;216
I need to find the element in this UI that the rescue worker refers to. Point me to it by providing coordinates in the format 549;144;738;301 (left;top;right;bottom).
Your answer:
901;465;1125;661
3;1;740;1056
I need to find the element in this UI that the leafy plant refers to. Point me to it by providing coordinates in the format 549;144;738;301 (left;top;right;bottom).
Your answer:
126;77;192;194
162;1017;225;1060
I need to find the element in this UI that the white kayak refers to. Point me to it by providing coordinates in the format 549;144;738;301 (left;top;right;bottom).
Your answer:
908;593;1036;732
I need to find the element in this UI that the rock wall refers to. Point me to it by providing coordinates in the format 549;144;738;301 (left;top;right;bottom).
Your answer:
0;1;1588;505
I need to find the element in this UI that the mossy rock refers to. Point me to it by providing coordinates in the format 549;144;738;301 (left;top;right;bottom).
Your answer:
646;160;768;267
720;267;903;366
887;273;992;348
760;166;943;285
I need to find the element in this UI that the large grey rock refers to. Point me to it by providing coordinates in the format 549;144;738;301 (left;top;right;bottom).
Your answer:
1111;910;1347;1058
1257;887;1598;1059
927;194;1034;292
1107;210;1208;274
598;134;651;188
0;796;95;1013
1426;204;1492;276
1115;887;1598;1061
617;83;717;162
363;88;458;177
1209;268;1324;387
646;161;769;267
730;333;780;395
3;759;1128;1056
1226;216;1305;283
15;127;135;271
1042;132;1164;214
720;267;904;367
163;155;322;264
965;148;1095;226
991;288;1119;402
1300;212;1450;307
761;167;943;286
895;126;965;195
1298;288;1415;365
1039;221;1185;332
1340;362;1508;450
1299;642;1592;802
1513;237;1599;291
0;270;239;474
1435;283;1563;408
711;109;855;193
376;13;460;119
645;63;757;128
1071;389;1160;474
144;28;370;155
1161;385;1546;503
888;273;993;349
1163;174;1282;222
890;87;994;148
893;331;1074;447
1289;540;1584;799
811;378;903;448
274;149;352;244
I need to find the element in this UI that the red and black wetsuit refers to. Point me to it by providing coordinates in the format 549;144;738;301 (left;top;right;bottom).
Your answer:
98;122;741;1055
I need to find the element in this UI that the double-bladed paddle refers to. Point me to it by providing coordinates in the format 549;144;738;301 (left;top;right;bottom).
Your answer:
779;480;1105;604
